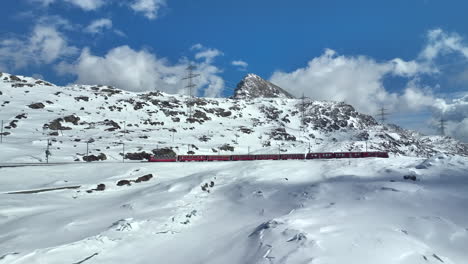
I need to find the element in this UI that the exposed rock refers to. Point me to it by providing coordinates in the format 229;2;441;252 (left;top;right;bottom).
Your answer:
28;102;45;109
152;148;176;157
125;152;152;160
233;73;294;99
83;153;107;162
64;115;80;125
9;75;22;82
117;180;131;186
75;96;89;102
15;113;27;120
45;118;72;131
135;174;153;183
219;144;234;152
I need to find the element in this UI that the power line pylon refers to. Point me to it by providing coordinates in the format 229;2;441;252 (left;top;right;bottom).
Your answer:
377;107;389;124
182;65;200;120
300;93;308;131
440;117;446;136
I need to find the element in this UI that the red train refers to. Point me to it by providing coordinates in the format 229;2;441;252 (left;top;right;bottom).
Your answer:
148;151;389;162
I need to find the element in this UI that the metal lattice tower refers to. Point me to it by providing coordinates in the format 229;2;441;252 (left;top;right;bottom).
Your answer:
440;118;446;136
300;93;308;131
182;65;200;120
377;107;389;124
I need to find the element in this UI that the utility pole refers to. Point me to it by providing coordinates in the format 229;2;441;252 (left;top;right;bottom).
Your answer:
45;139;50;164
122;142;125;163
248;146;250;155
440;118;446;136
301;93;306;131
0;120;3;144
377;107;389;124
182;65;200;120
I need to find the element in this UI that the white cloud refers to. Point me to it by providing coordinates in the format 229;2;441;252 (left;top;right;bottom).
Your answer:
85;18;112;34
194;49;223;63
190;43;223;64
430;95;468;142
191;43;204;50
419;29;468;61
33;0;105;10
130;0;166;20
56;45;225;97
270;49;430;114
0;23;78;70
232;60;248;71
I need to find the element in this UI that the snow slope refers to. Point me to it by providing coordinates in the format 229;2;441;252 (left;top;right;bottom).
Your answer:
1;155;467;263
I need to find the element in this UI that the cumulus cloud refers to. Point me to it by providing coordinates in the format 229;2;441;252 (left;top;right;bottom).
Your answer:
85;18;112;34
130;0;166;20
33;0;105;10
270;49;431;113
0;23;78;70
56;45;225;97
419;29;468;61
430;95;468;142
232;60;248;71
190;43;223;64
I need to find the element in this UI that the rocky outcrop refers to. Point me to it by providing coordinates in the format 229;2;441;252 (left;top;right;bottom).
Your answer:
233;74;294;99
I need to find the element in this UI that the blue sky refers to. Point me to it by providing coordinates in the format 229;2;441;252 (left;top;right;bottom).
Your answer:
1;0;468;140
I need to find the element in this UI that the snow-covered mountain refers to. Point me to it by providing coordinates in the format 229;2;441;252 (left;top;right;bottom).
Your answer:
0;72;466;163
1;72;468;264
233;73;295;99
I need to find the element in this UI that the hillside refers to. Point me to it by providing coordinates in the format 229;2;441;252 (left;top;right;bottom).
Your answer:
0;72;467;163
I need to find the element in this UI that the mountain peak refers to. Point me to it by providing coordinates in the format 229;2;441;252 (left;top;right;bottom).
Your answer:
233;73;294;99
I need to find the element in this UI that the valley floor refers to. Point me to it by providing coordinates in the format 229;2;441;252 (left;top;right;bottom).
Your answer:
0;156;467;264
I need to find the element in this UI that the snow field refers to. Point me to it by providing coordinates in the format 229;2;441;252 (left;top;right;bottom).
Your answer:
0;155;467;263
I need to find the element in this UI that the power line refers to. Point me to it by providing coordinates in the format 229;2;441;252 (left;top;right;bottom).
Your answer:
182;65;200;120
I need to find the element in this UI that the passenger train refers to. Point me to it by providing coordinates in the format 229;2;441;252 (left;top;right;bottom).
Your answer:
148;151;389;162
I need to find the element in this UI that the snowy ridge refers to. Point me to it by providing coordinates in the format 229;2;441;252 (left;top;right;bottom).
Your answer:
0;72;466;163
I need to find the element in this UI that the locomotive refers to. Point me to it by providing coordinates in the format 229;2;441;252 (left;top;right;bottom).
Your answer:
148;151;389;162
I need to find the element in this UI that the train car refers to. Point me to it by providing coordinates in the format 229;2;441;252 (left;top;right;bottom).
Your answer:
306;153;319;159
178;155;207;162
334;152;350;159
361;152;389;158
279;153;305;160
231;155;256;161
206;155;231;161
379;152;389;158
255;154;280;160
349;152;363;158
319;152;335;159
148;155;177;162
374;152;389;158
